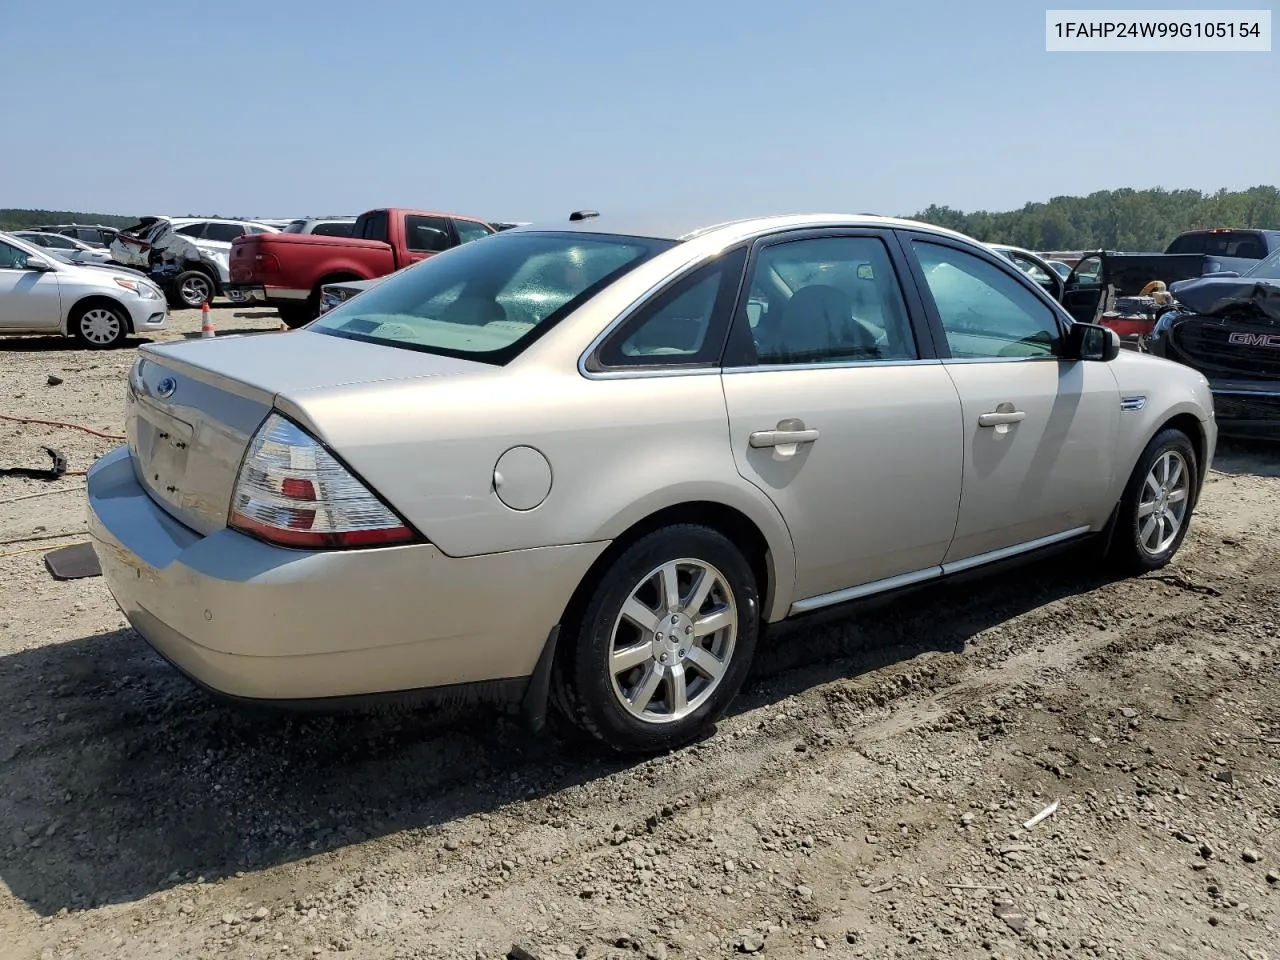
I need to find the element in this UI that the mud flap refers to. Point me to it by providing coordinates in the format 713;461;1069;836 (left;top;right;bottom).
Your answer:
520;625;561;732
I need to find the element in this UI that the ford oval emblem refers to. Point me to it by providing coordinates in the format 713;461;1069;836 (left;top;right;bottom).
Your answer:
156;377;177;399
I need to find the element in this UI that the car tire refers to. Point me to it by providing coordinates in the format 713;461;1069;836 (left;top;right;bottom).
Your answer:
553;524;760;754
1110;428;1198;573
278;304;312;329
70;302;130;349
171;270;215;309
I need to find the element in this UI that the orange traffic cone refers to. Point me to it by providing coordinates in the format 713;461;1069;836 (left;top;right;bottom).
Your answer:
200;302;215;338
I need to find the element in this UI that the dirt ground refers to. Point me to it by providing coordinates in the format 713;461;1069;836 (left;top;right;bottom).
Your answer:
2;306;1278;960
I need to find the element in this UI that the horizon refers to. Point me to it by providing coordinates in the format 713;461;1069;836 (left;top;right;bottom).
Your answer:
3;1;1276;222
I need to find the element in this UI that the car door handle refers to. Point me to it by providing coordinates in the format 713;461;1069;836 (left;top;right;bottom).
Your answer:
749;426;820;448
978;410;1027;427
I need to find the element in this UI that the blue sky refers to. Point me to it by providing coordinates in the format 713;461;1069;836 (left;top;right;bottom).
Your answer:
3;0;1274;223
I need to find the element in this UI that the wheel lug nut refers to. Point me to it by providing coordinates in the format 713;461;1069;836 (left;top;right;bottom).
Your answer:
660;653;668;663
656;633;664;641
684;625;692;634
671;615;679;624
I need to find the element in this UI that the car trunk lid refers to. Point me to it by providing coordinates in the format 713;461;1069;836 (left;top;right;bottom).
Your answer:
126;331;491;535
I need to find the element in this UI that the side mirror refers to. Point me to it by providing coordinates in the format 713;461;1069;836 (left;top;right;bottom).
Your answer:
22;255;54;272
1068;322;1120;362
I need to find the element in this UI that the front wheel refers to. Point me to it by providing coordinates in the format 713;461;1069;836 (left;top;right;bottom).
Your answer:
1110;428;1198;573
553;524;760;754
71;302;129;349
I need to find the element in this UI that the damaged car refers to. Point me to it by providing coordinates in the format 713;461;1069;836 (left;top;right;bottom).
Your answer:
112;217;281;309
1149;249;1280;438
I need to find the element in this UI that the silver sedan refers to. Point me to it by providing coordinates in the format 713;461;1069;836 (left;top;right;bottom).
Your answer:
87;214;1215;753
0;232;167;347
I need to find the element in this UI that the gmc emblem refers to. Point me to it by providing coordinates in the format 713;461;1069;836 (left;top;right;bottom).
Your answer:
1228;332;1280;348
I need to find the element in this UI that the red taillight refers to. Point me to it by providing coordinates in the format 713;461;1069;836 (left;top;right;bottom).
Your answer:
229;413;415;550
253;253;282;274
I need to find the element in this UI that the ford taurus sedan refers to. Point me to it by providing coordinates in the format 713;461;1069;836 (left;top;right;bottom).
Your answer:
87;214;1216;753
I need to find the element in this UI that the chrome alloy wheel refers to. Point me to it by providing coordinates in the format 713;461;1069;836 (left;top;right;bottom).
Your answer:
608;558;738;724
180;274;211;306
1137;450;1190;555
79;308;122;345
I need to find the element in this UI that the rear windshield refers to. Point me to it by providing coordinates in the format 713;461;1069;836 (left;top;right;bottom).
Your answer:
1167;231;1268;259
283;220;306;233
311;231;670;362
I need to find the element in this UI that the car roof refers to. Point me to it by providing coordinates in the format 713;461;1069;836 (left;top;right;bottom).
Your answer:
507;213;975;245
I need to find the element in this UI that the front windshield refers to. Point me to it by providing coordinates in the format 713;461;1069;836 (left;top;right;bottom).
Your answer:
1244;249;1280;280
310;231;671;361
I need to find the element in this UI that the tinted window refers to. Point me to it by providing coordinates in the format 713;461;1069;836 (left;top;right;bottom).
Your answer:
913;241;1062;359
204;223;246;243
357;210;389;243
283;220;306;234
174;223;205;237
597;250;746;368
75;228;99;243
0;242;29;269
312;221;354;238
1170;231;1265;259
454;219;493;244
45;234;78;250
312;232;667;361
746;236;918;365
405;215;454;253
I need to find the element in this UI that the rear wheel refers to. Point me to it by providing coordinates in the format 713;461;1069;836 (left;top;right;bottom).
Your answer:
553;525;760;754
1110;428;1197;572
71;302;129;349
171;270;214;309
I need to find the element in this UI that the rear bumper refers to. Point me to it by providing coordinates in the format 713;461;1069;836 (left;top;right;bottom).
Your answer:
86;447;607;702
226;284;309;305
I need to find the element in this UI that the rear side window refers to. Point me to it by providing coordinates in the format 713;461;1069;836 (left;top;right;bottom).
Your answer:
454;219;493;244
205;223;246;243
175;223;205;237
356;210;389;243
405;215;455;252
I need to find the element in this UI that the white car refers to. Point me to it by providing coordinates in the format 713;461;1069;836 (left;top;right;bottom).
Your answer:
12;230;115;265
111;217;281;308
0;232;167;348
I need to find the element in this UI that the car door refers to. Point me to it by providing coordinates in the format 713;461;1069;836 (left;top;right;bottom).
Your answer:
902;234;1121;566
0;240;62;330
1061;252;1106;323
719;230;964;608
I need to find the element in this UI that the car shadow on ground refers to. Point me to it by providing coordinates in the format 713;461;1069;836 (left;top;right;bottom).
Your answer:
0;552;1115;916
0;336;157;353
1210;438;1280;478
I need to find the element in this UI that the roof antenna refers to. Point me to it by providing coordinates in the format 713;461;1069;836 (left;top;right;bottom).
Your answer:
569;210;599;222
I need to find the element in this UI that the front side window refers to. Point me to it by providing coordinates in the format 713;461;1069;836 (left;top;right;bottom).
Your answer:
745;235;918;365
311;231;669;362
0;242;30;269
204;223;246;243
1245;250;1280;279
913;240;1062;359
405;215;455;253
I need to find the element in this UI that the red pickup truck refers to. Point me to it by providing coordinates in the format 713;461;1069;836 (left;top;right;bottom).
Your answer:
227;207;495;326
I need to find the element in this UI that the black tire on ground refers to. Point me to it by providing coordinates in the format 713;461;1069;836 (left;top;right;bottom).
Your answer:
1109;427;1198;573
70;301;130;349
278;304;312;329
170;270;215;309
552;524;760;754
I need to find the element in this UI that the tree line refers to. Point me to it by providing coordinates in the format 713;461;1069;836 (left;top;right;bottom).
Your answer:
5;186;1280;252
907;185;1280;252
